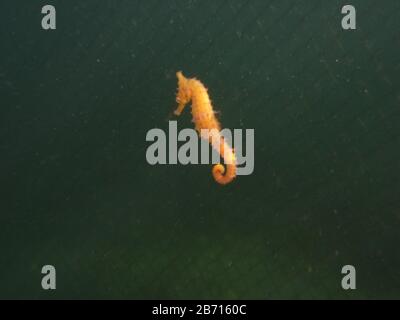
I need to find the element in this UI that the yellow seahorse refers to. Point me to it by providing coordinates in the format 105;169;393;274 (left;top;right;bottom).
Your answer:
174;71;236;185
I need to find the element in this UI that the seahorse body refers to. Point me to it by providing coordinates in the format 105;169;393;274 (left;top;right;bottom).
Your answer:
174;71;236;185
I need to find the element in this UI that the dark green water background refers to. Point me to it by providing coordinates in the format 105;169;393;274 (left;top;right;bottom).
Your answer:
1;0;399;299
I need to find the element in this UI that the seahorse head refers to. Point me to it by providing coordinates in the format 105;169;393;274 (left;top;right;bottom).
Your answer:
176;71;192;105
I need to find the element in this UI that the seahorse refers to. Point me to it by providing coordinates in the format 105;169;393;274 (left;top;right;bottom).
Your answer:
174;71;236;185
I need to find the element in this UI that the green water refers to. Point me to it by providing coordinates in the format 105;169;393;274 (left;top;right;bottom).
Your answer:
1;0;399;299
